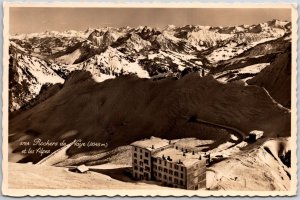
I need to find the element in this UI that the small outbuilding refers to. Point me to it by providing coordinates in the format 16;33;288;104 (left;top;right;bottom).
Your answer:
248;130;264;142
69;165;89;174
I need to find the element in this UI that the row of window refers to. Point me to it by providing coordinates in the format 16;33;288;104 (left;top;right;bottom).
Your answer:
153;172;184;185
133;165;184;179
153;159;184;171
133;159;150;166
134;160;183;173
133;165;150;171
153;166;184;178
133;147;149;157
133;160;184;174
133;153;149;159
134;172;150;180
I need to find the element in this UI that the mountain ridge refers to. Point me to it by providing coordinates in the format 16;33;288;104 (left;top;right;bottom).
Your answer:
9;20;291;112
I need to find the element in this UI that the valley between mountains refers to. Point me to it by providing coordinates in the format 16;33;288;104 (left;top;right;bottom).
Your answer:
8;19;292;191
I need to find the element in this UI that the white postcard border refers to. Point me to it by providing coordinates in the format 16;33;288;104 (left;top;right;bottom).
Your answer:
1;2;298;197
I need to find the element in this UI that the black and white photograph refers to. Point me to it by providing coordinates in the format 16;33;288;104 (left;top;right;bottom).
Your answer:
2;3;297;196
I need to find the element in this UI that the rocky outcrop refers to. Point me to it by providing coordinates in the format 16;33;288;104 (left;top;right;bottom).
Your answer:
247;51;291;108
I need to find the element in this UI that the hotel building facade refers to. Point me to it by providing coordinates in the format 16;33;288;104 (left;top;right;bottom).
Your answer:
131;137;206;190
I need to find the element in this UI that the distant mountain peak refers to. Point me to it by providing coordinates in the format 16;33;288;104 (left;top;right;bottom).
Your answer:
9;20;291;112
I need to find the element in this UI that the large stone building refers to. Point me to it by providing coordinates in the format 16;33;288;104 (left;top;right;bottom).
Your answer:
131;137;206;190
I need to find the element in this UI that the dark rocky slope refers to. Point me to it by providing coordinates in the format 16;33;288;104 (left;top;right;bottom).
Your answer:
9;71;290;163
247;51;291;108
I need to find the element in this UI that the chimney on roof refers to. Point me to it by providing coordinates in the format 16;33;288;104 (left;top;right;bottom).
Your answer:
199;155;201;160
175;146;178;150
185;149;188;153
183;152;186;156
151;145;154;149
169;140;171;144
192;151;195;155
162;155;165;160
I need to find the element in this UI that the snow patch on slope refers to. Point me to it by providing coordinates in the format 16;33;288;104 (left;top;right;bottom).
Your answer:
55;49;82;65
215;63;270;82
74;47;149;81
16;54;64;94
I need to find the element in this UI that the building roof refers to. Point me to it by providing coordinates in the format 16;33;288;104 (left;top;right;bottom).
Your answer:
249;130;264;135
77;165;89;173
131;137;171;151
152;148;204;167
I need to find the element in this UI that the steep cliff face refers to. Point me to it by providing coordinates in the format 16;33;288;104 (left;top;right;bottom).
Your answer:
247;51;291;108
9;45;64;112
209;33;291;108
87;29;120;49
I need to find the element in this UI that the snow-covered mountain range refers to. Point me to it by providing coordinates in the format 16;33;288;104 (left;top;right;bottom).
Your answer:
9;19;291;112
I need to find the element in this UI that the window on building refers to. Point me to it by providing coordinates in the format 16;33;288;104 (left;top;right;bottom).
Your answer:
144;172;149;180
140;167;143;172
140;155;142;159
181;167;184;171
135;147;137;151
158;173;161;177
159;160;162;164
164;161;167;166
139;161;143;166
144;159;149;165
169;163;172;168
154;172;157;176
134;166;138;170
154;165;157;170
134;159;137;164
169;177;172;181
134;153;137;157
169;170;173;175
145;166;150;172
180;173;183;178
140;149;142;153
174;178;178;184
175;165;178;170
174;172;178;176
158;166;162;171
163;175;167;180
164;168;168;173
145;152;149;157
180;180;184;185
